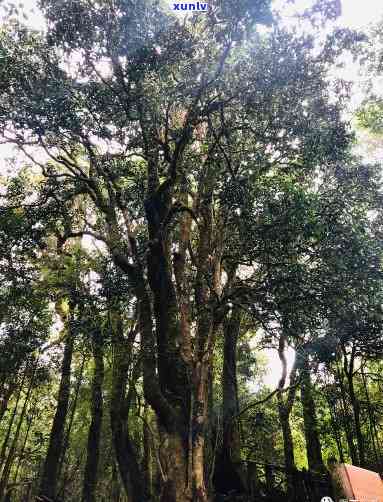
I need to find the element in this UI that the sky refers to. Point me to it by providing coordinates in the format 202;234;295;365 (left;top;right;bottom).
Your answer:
341;0;383;29
1;0;383;387
4;0;383;31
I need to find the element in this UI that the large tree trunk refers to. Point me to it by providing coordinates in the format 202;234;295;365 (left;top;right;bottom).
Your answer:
160;433;189;502
38;303;74;501
82;327;104;502
109;133;223;502
138;183;193;502
300;356;325;473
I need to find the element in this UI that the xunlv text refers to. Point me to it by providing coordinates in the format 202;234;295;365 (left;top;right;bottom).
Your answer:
172;2;208;11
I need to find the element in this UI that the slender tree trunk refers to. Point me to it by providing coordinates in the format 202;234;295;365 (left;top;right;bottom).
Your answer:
361;365;380;468
278;404;295;472
277;397;296;502
0;399;8;427
0;368;27;471
335;361;358;464
277;337;297;473
22;481;32;502
205;362;216;497
265;464;275;493
13;396;37;486
57;353;85;484
192;362;209;502
222;307;241;456
215;306;245;495
110;312;146;502
82;327;104;502
38;305;74;500
0;362;36;499
142;405;153;500
111;461;121;502
325;391;344;463
55;355;85;502
0;381;17;426
346;371;365;467
300;357;325;473
277;337;299;501
342;411;358;464
342;345;365;467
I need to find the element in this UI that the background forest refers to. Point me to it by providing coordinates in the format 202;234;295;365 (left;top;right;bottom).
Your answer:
0;0;383;501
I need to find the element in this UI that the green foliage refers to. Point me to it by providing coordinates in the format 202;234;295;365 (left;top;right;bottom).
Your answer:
357;100;383;134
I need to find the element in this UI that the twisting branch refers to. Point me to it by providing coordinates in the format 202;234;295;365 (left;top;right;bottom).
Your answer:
235;377;302;421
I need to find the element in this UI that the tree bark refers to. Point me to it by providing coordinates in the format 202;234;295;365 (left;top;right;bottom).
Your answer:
110;311;146;502
111;461;121;502
325;390;345;463
300;356;325;473
159;433;190;502
57;354;86;483
38;303;74;501
215;306;246;495
82;327;104;502
342;344;365;467
0;381;17;427
108;120;224;502
142;405;153;500
277;336;299;501
361;364;380;468
12;396;37;486
0;367;27;471
346;369;365;467
0;362;36;499
335;360;358;464
278;404;295;473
